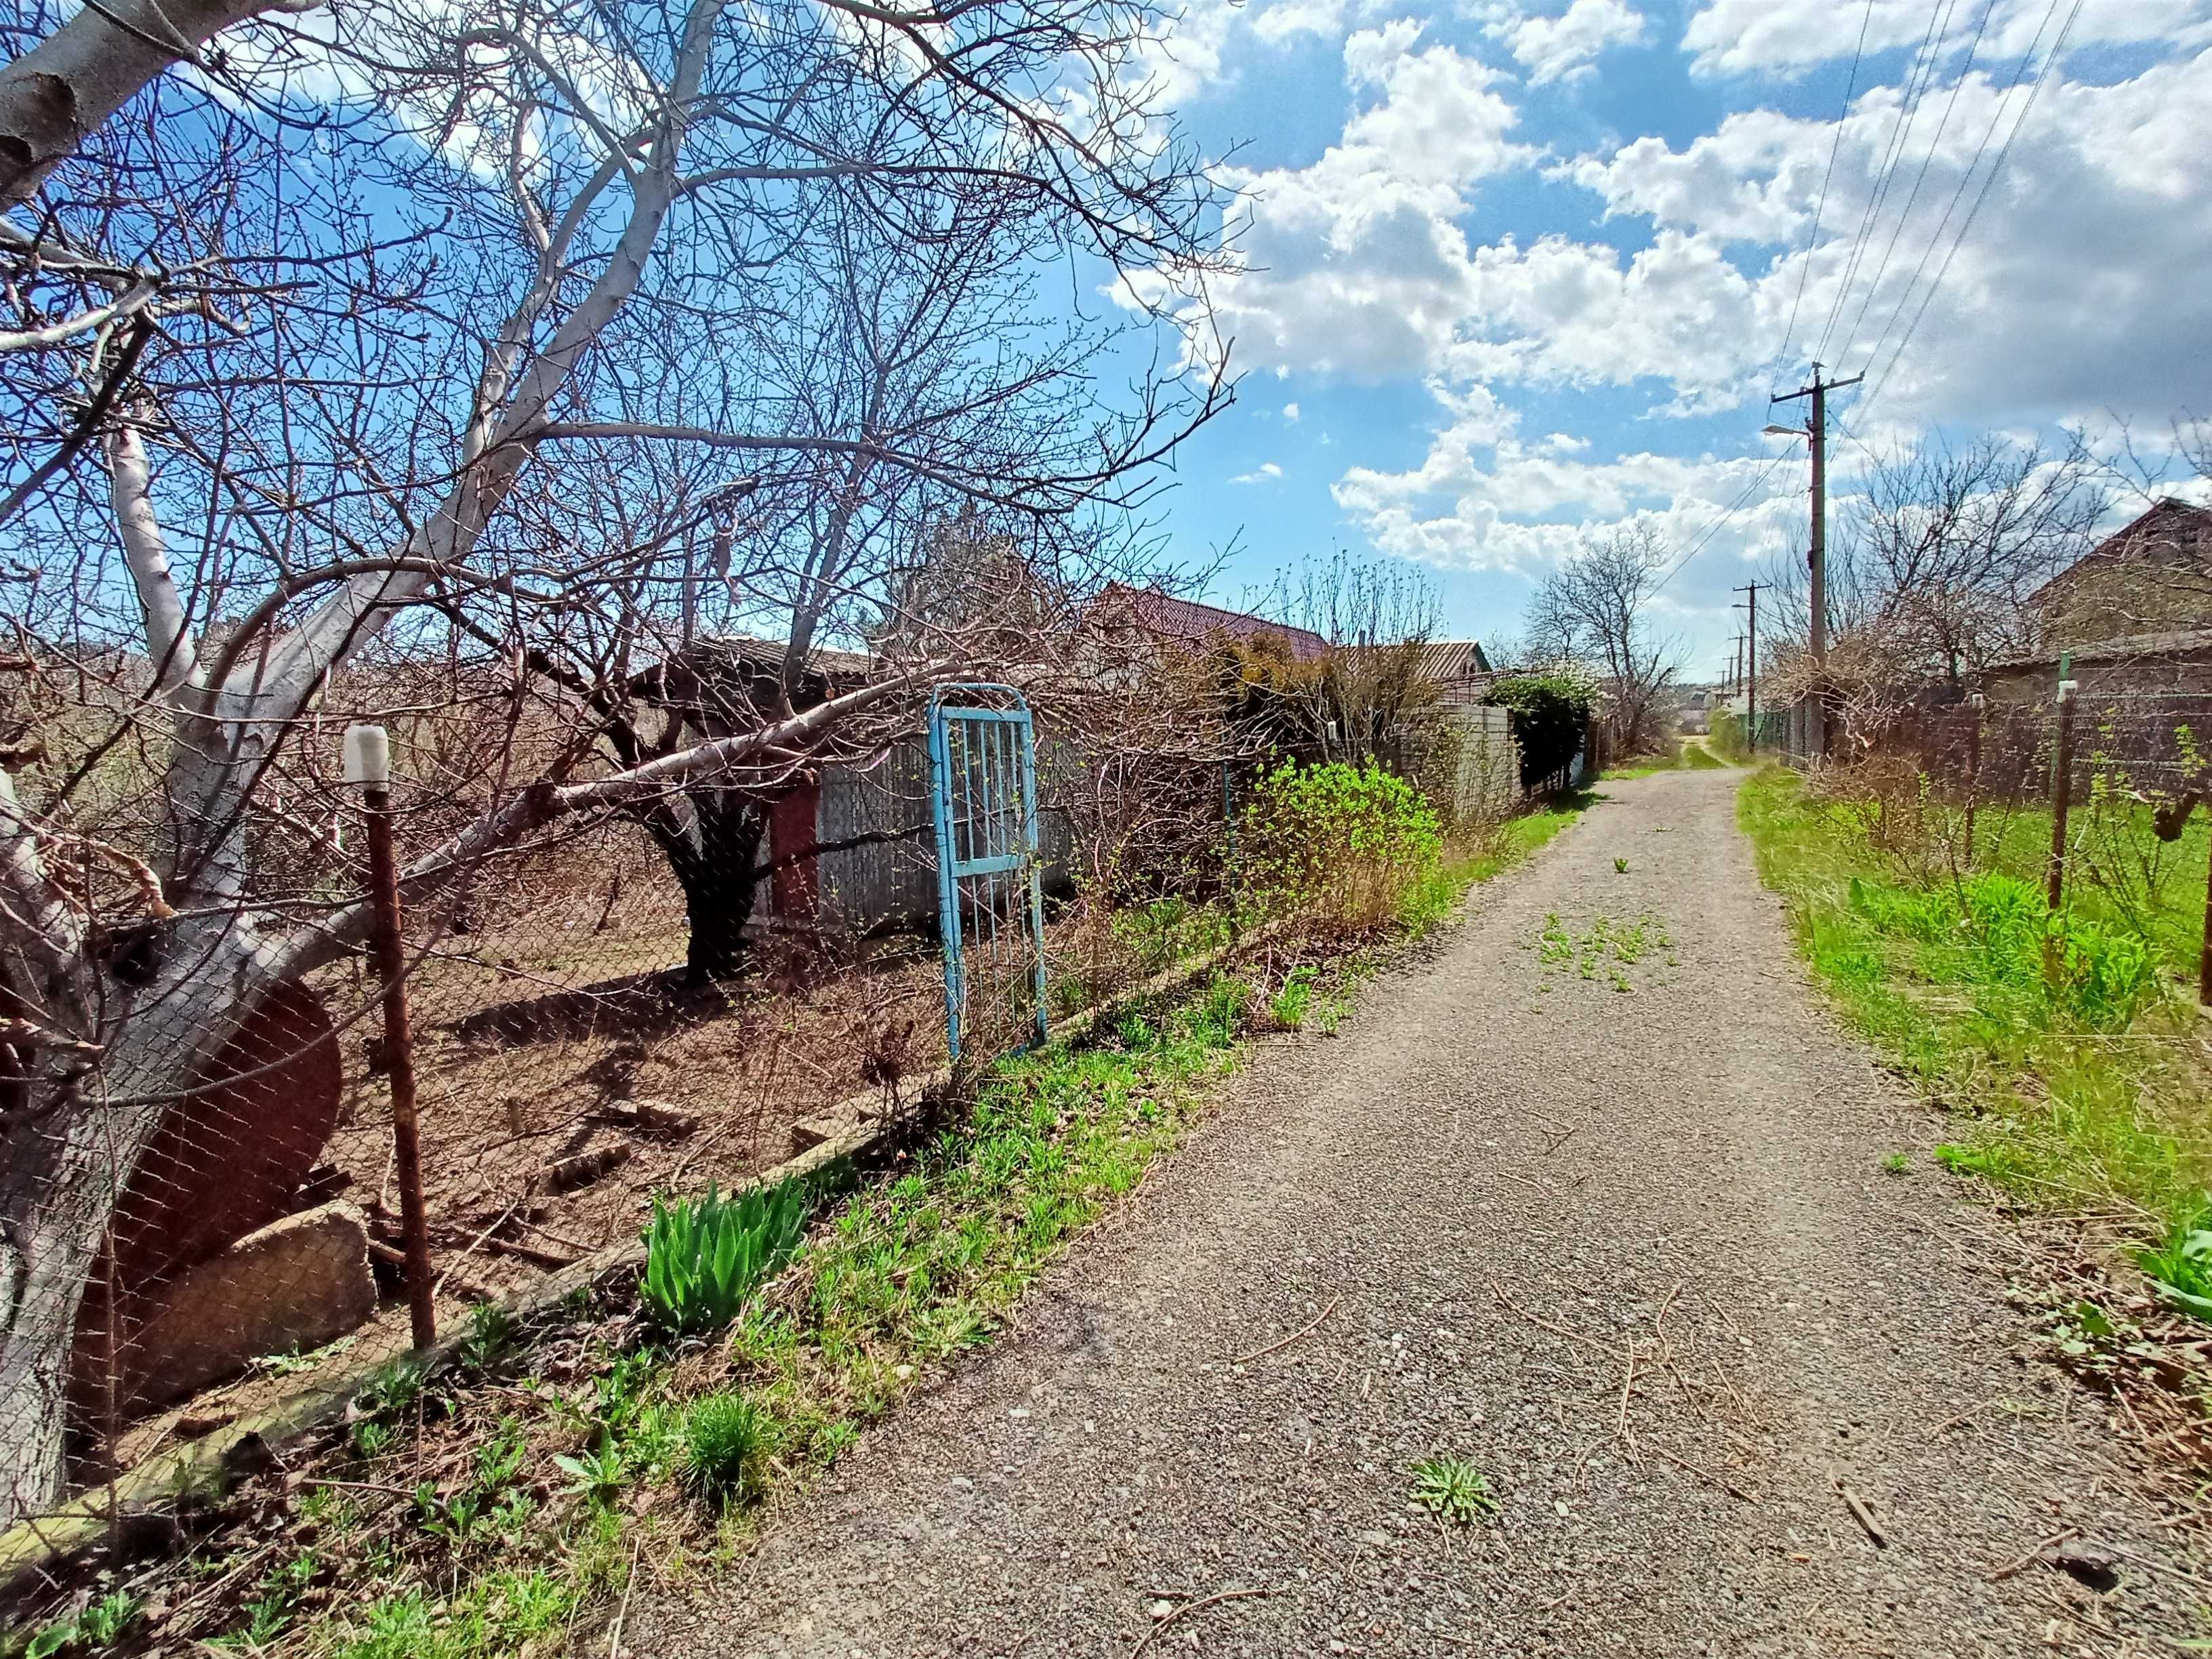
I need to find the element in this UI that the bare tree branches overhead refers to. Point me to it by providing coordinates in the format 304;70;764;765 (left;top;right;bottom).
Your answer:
0;0;1231;1518
1764;430;2108;688
1524;525;1681;756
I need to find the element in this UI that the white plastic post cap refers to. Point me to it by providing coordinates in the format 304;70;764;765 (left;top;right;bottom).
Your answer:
343;724;391;787
2057;678;2079;699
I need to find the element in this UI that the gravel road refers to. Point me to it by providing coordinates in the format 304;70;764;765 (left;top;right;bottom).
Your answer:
635;768;2203;1658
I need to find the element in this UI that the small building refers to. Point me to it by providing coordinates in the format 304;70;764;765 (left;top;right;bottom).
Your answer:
2032;497;2212;649
1975;626;2212;705
1088;583;1330;661
1411;639;1496;703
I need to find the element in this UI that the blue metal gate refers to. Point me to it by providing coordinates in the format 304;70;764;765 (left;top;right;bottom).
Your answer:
927;684;1048;1064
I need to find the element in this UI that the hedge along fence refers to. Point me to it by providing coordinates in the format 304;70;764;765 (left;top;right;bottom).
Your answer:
1483;672;1596;792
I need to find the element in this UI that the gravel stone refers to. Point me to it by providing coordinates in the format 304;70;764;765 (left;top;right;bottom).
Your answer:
631;769;2205;1657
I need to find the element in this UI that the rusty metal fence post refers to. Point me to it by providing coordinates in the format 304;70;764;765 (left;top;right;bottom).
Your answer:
1963;694;1983;869
2045;680;2076;915
2042;680;2076;991
2200;836;2212;1008
346;723;436;1349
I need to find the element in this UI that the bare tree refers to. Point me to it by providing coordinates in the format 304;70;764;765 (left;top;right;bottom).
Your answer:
1524;526;1681;755
0;0;1227;1517
1755;430;2108;745
1270;549;1443;766
1766;431;2106;686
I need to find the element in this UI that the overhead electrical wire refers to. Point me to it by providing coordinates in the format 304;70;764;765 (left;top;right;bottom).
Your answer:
1812;0;1959;367
1833;0;1998;367
1652;451;1801;597
1857;0;2086;424
1851;0;2073;390
1776;0;1877;372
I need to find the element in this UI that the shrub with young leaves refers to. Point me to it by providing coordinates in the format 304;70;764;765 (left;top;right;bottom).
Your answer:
642;1176;813;1337
1237;761;1442;930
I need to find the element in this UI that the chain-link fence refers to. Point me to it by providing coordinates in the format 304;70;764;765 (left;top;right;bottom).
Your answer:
1786;682;2212;1006
0;678;1265;1537
0;632;1561;1540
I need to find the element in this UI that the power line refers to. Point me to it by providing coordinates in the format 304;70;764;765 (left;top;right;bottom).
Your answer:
1858;0;2086;424
1652;451;1799;596
1776;0;1877;372
1853;0;2072;392
1812;0;1959;367
1834;0;1997;367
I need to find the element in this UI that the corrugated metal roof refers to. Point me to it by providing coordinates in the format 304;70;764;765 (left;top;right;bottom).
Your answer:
1092;583;1331;661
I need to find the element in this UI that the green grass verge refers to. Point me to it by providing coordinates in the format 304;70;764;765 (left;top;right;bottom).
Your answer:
1736;766;2208;1230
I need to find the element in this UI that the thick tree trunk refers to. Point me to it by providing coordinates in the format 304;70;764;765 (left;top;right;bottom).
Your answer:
0;918;285;1521
0;0;314;210
643;788;766;985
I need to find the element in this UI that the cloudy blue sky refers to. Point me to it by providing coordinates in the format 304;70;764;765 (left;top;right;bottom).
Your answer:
1129;0;2212;676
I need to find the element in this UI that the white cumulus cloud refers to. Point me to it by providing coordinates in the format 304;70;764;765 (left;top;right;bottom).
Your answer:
1492;0;1645;85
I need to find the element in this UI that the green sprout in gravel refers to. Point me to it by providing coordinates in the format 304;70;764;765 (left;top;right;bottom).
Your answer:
1410;1455;1498;1525
1881;1151;1910;1177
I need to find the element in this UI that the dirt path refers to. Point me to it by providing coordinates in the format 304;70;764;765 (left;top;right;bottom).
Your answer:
636;769;2203;1658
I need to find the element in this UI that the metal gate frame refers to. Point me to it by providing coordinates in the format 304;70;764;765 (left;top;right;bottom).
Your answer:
926;683;1048;1064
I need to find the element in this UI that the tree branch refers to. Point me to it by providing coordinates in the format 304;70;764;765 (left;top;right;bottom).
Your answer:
105;412;200;698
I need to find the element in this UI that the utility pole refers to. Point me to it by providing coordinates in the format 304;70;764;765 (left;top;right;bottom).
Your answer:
1733;582;1763;754
1767;364;1862;758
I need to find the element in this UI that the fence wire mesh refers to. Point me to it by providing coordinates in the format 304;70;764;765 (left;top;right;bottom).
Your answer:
1789;685;2212;1008
0;689;1261;1537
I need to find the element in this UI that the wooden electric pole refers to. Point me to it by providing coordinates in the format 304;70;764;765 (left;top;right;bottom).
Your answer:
1769;365;1861;758
1733;582;1763;754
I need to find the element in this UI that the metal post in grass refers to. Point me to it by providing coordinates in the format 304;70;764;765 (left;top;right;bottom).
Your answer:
2198;822;2212;1008
346;723;437;1349
1964;694;1983;869
2045;677;2075;914
2043;678;2076;990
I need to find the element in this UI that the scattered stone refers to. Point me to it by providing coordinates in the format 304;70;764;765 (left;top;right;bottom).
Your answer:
96;1204;377;1409
548;1143;634;1191
591;1098;698;1137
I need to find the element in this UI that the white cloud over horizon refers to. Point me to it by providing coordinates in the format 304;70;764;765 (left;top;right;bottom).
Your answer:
1162;5;2212;602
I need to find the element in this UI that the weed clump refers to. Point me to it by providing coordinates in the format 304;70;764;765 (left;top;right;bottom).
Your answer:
684;1391;769;1503
1410;1455;1497;1525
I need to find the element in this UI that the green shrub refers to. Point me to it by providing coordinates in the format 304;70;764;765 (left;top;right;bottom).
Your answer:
683;1391;769;1502
1484;672;1595;787
1236;761;1441;929
641;1177;812;1338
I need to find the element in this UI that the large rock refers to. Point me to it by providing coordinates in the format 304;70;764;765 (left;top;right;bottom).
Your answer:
113;977;347;1283
75;1203;378;1414
72;977;346;1422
